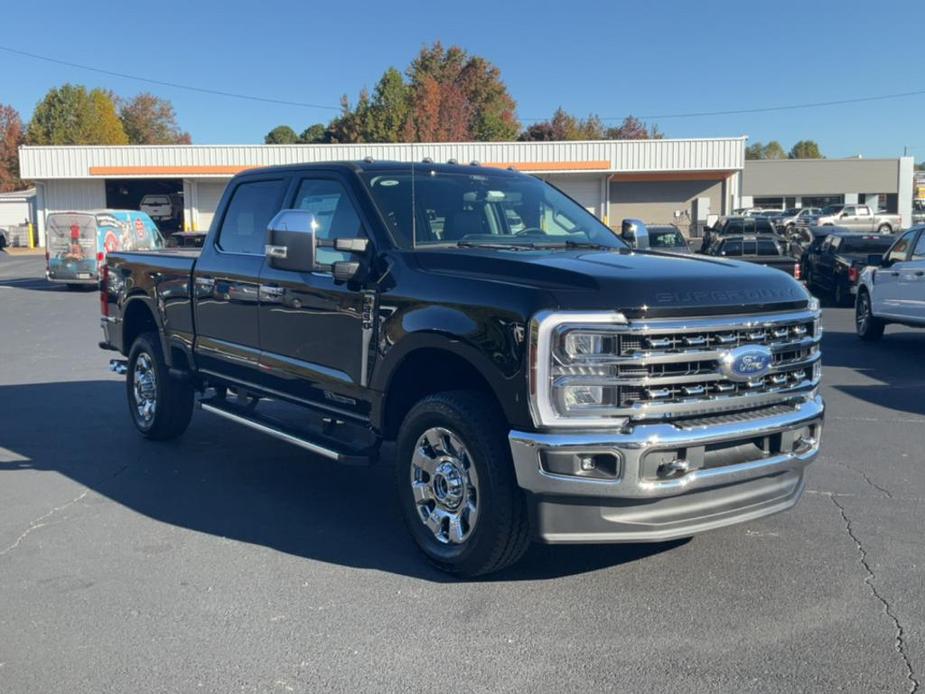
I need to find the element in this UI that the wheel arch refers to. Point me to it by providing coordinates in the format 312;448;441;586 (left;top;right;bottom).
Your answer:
373;336;526;439
121;295;175;367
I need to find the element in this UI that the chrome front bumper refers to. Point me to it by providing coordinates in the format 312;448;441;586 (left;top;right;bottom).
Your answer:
509;395;824;543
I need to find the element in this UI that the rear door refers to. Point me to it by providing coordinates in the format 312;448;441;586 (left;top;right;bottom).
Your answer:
814;236;838;291
257;173;372;418
193;175;290;383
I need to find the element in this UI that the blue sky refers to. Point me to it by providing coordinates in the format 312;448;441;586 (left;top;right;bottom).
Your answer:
1;0;923;160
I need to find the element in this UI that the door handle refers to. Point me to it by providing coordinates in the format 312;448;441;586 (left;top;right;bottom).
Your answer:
890;271;900;276
915;271;925;277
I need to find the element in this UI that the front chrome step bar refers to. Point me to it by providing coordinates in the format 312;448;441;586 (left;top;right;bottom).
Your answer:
199;400;369;465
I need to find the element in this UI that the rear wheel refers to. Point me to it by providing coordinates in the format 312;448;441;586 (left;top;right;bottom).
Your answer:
395;391;530;577
126;332;194;439
856;290;885;341
877;223;892;233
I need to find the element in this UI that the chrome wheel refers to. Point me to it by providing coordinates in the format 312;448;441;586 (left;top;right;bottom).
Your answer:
132;352;157;423
409;427;479;545
856;294;869;332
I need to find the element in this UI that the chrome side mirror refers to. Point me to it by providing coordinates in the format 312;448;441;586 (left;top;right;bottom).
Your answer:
265;209;369;281
621;218;649;249
266;209;317;273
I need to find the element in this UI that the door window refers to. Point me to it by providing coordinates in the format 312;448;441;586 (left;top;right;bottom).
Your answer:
913;232;925;260
216;179;287;255
293;178;366;265
886;231;916;263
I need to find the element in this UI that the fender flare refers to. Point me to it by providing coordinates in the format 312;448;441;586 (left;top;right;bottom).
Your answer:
121;294;174;367
371;330;526;430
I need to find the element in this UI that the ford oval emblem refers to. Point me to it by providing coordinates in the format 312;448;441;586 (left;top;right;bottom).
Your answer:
719;345;774;382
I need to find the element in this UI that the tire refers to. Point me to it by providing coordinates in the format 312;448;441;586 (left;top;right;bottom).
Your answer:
856;290;885;341
877;224;892;233
395;390;530;577
126;331;194;440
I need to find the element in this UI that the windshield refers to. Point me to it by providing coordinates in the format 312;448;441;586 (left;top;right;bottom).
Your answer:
648;227;687;248
840;236;894;253
361;169;625;251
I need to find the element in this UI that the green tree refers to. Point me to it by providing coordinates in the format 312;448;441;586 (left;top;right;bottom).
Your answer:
745;140;786;160
0;103;25;192
789;140;823;159
264;125;300;144
27;84;127;145
120;93;191;144
300;123;327;143
365;67;410;142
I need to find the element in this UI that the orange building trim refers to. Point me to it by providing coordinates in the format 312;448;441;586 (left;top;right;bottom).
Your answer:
89;165;253;176
609;170;733;182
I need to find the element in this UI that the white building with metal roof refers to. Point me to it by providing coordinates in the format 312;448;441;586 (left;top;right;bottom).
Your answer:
19;138;747;246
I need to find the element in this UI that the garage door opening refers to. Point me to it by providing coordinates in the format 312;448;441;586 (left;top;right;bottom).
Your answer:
105;179;184;234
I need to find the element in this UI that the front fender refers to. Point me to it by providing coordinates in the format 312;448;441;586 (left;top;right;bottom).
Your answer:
371;303;531;429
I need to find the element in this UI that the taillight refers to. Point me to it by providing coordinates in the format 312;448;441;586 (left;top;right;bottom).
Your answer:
848;266;859;284
794;262;801;280
100;263;109;317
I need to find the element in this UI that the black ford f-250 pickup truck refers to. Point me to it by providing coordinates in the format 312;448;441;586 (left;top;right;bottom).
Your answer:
100;161;825;576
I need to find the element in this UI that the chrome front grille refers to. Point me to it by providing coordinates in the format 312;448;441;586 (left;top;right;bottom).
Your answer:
554;309;821;421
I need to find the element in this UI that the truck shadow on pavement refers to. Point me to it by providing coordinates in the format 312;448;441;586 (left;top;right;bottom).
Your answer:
0;380;681;582
822;328;925;417
0;277;77;292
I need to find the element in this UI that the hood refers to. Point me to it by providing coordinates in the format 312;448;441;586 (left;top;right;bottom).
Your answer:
413;247;810;318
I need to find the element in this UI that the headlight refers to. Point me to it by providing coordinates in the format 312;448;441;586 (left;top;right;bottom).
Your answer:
528;311;629;428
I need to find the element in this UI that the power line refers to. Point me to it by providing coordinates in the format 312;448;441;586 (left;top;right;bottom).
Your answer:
521;89;925;122
4;42;924;123
0;44;341;112
635;89;925;120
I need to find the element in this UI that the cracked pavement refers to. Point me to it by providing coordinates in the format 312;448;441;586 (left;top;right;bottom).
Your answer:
1;255;923;693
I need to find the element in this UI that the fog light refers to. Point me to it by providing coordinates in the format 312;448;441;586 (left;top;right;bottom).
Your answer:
541;450;621;479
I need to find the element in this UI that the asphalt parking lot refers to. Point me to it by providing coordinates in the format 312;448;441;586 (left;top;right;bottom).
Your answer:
0;253;922;693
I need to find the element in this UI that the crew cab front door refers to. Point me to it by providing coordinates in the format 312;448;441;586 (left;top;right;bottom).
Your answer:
872;229;919;320
258;175;372;419
897;230;925;322
193;176;289;384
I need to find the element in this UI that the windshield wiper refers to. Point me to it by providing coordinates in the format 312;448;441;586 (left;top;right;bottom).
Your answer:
455;240;539;251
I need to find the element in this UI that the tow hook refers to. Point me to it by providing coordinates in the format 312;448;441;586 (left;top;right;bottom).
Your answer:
657;458;694;479
109;359;128;375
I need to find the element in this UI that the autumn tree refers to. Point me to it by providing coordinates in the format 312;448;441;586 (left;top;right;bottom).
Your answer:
120;93;191;144
606;115;662;140
265;125;301;144
789;140;823;159
402;42;518;142
520;110;660;141
0;104;25;192
27;84;128;145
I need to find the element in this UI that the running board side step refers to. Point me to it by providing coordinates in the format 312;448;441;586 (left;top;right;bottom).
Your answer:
200;400;371;466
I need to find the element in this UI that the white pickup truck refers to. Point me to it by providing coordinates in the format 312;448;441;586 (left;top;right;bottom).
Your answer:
855;226;925;340
811;204;900;233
